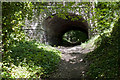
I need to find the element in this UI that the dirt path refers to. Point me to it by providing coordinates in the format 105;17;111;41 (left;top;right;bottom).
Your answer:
49;45;95;79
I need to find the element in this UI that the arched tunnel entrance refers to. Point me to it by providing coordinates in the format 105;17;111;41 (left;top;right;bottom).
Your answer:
43;13;89;46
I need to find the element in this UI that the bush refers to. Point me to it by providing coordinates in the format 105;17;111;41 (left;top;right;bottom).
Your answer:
85;19;119;79
2;40;61;78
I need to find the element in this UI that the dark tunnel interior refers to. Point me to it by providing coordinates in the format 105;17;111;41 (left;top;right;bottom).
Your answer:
43;13;89;46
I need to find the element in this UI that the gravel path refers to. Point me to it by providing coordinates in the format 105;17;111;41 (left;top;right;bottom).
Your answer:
49;45;95;79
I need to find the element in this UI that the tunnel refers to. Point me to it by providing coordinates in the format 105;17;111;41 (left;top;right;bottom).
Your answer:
43;13;89;46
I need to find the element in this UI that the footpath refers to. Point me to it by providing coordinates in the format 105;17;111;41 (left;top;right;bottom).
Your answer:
49;45;95;79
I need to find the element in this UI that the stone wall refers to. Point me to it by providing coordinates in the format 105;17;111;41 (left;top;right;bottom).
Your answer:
23;3;96;45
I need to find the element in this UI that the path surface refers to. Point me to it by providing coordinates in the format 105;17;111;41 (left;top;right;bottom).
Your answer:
49;45;95;79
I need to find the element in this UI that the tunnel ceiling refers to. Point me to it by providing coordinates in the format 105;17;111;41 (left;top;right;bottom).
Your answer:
43;13;89;46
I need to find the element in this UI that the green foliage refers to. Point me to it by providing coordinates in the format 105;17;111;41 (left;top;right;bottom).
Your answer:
91;2;119;34
2;40;61;78
2;2;63;79
2;2;46;52
63;30;88;44
46;2;119;35
2;2;120;79
2;2;32;52
85;18;119;79
2;2;119;51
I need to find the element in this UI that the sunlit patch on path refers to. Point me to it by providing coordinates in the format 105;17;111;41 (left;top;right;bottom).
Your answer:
49;44;95;79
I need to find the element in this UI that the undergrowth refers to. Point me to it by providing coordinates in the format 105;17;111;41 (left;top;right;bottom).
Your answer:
81;21;115;49
85;18;119;79
2;40;61;79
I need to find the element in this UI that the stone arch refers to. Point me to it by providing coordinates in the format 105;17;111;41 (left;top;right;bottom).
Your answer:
43;13;89;46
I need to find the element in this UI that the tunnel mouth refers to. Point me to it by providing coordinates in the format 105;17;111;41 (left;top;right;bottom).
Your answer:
43;13;89;46
62;30;88;47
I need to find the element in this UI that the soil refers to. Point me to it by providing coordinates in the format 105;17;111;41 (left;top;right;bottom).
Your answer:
49;45;95;79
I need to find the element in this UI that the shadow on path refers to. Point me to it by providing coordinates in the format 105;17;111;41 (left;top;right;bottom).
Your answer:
49;45;94;79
